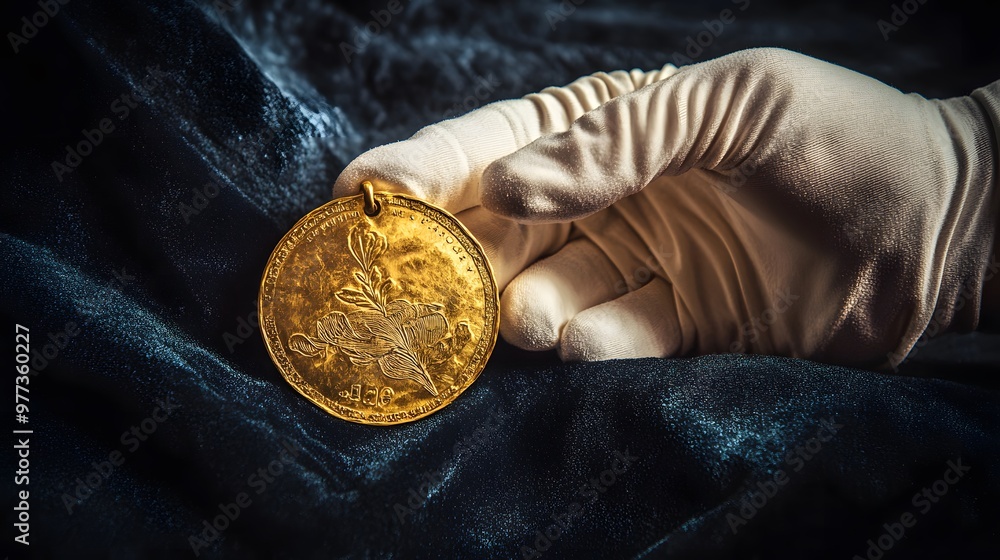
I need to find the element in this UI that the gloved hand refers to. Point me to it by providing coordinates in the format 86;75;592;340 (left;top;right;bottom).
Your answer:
335;48;1000;369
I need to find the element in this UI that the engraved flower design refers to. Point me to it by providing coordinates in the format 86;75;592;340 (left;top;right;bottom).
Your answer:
288;223;472;396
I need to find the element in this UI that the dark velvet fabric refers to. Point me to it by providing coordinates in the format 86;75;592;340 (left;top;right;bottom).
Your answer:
3;0;999;558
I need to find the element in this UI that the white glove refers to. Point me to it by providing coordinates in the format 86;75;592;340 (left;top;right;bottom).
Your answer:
335;48;1000;368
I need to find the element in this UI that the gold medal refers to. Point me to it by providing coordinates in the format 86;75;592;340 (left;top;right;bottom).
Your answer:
259;182;499;425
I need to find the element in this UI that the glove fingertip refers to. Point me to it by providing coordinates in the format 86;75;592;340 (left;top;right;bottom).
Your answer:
331;169;360;199
481;150;612;224
332;142;426;201
480;157;557;223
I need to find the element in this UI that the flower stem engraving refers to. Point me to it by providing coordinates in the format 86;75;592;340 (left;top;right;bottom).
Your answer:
288;223;473;396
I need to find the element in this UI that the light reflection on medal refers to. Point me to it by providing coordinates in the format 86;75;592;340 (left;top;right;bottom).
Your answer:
259;182;499;425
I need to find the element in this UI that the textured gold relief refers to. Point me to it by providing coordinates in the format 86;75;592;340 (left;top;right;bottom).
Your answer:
259;190;498;425
286;223;472;397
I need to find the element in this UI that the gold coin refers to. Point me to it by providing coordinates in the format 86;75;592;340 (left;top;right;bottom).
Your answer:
259;184;499;425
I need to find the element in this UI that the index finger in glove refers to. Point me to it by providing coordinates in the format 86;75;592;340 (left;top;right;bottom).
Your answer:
332;64;678;215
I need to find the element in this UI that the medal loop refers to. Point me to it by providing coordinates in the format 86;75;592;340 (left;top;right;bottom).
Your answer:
360;181;381;217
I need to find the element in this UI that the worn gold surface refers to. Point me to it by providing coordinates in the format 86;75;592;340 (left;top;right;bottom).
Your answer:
259;191;499;425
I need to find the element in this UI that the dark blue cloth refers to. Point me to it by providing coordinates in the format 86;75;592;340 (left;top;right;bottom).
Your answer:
3;0;999;558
